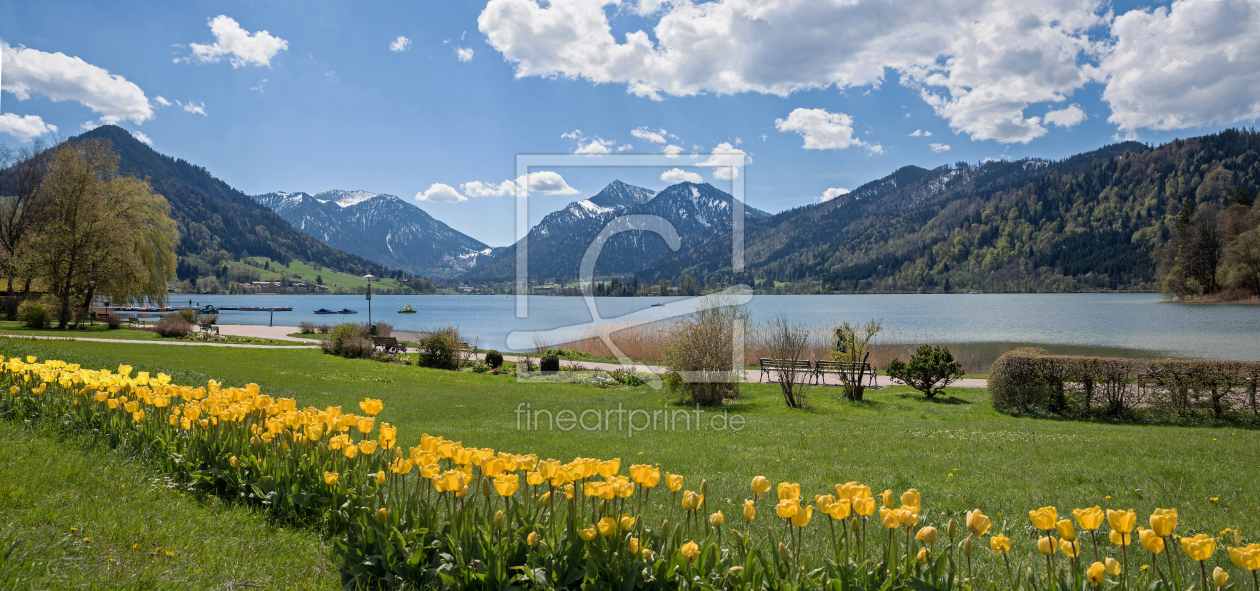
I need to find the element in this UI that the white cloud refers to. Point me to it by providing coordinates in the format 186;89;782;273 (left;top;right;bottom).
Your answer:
819;187;850;202
390;36;412;52
698;141;748;179
909;129;932;137
461;171;580;198
478;0;1105;143
177;100;207;116
417;183;466;203
251;79;268;93
660;168;703;184
631;126;668;143
184;15;288;68
0;113;57;141
1098;0;1260;132
1;41;153;125
456;47;474;62
663;144;683;158
1044;104;1086;128
80;120;99;131
154;96;172;106
929;143;951;152
562;130;617;155
775;108;871;150
131;130;152;145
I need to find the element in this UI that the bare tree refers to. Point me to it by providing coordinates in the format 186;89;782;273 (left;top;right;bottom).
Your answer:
832;320;883;401
765;315;811;408
0;140;56;305
663;293;750;406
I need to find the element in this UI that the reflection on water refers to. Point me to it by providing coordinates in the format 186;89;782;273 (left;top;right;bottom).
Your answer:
168;293;1259;362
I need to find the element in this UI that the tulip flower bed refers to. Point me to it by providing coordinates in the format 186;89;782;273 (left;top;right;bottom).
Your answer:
3;353;1260;591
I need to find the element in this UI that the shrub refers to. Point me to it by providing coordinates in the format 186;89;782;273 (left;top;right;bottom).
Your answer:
104;314;122;329
320;323;376;359
830;320;883;401
177;308;200;324
418;328;459;370
764;315;812;408
299;321;315;334
662;294;750;406
16;301;50;329
485;350;504;369
372;322;392;338
317;324;331;334
886;344;965;398
154;314;192;338
539;352;560;372
201;314;218;325
469;361;490;373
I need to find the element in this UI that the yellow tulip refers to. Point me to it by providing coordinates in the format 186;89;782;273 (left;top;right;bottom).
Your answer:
579;525;597;542
1030;507;1058;531
666;473;683;492
1057;519;1076;542
901;489;921;512
854;497;876;517
1061;538;1081;558
1181;534;1216;561
966;509;991;536
1105;557;1122;576
790;505;813;528
375;470;385;485
1087;562;1106;583
1109;529;1131;547
1074;506;1105;531
680;541;699;563
880;507;901;529
881;489;895;508
744;499;756;521
598;517;617;537
493;474;520;497
358;440;378;455
916;526;938;544
1227;544;1260;570
1139;528;1165;554
620;514;635;531
375;507;388;524
1106;509;1136;534
324;471;339;485
827;498;852;520
751;476;771;499
527;531;539;547
917;547;929;564
1213;567;1228;589
991;533;1012;554
356;416;374;434
343;443;359;459
682;490;702;511
1038;536;1054;556
628;537;640;555
538;491;552;507
776;499;800;519
815;494;836;514
1150;508;1178;538
229;455;238;468
778;482;801;502
358;397;384;416
709;511;724;527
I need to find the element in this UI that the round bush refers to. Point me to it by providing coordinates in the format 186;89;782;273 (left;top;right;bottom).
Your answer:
540;352;560;372
418;332;459;370
485;350;504;369
16;301;50;329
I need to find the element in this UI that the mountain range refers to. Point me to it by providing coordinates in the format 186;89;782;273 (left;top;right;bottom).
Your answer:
253;190;495;277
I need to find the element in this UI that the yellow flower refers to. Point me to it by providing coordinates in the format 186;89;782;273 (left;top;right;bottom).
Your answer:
901;489;921;512
377;423;397;449
1181;534;1215;561
493;473;520;497
776;498;800;519
356;416;374;434
1057;519;1076;542
917;547;929;564
666;473;683;492
375;507;388;524
628;537;640;555
1038;536;1054;556
916;526;938;544
709;511;724;527
1029;507;1058;531
1087;562;1106;583
359;398;384;416
527;531;539;547
1060;538;1081;558
375;471;386;485
1139;528;1165;554
680;541;699;563
343;443;359;459
620;514;635;531
681;490;702;512
1105;557;1122;576
991;533;1012;554
1227;544;1260;570
881;489;895;508
828;498;852;520
1107;509;1136;533
1150;508;1178;538
790;505;813;528
751;476;771;499
324;472;339;485
1074;506;1104;531
778;482;801;502
966;509;991;536
880;507;901;529
598;517;617;537
358;440;378;455
578;525;597;542
1213;567;1228;589
854;497;876;517
744;499;756;521
1109;529;1131;547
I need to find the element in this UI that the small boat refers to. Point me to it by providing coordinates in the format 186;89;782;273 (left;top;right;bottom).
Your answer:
313;308;337;314
650;302;665;307
198;306;219;314
336;309;358;314
397;305;418;314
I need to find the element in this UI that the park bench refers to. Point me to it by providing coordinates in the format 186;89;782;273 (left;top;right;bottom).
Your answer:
758;358;814;382
127;317;146;327
373;336;407;354
199;322;219;335
813;360;877;387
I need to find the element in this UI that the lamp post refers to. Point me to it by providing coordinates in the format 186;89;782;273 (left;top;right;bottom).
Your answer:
364;274;374;328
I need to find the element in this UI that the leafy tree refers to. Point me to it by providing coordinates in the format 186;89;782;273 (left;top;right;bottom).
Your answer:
830;320;882;401
886;345;965;398
27;140;178;327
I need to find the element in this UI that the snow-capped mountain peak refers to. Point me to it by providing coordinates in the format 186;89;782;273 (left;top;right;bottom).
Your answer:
312;189;384;208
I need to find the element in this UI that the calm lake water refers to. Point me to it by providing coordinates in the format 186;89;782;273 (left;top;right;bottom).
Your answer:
156;293;1260;362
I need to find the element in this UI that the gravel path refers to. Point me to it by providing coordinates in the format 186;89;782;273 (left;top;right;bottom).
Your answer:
216;324;319;342
0;333;317;349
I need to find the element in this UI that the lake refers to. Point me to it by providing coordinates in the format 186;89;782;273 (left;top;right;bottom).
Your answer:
152;293;1260;363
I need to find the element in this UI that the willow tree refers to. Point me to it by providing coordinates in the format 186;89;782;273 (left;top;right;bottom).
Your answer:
27;139;178;327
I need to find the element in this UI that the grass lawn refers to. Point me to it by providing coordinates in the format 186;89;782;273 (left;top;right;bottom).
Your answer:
0;321;308;347
0;420;338;590
2;337;1257;574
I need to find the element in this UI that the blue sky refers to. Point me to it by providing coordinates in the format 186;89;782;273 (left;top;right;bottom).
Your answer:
4;0;1260;247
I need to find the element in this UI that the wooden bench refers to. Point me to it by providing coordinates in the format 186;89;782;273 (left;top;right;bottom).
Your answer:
127;317;146;327
758;358;814;382
373;336;407;354
813;360;877;387
199;322;219;335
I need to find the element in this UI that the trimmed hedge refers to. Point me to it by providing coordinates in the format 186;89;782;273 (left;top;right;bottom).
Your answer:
989;348;1260;422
